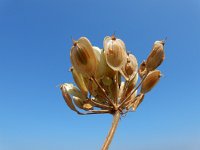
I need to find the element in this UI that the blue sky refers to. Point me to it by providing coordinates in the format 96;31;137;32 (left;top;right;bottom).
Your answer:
0;0;200;150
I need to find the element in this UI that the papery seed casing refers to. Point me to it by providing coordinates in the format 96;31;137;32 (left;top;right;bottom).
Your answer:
70;67;88;97
104;36;127;71
120;54;138;80
146;41;165;71
70;37;97;77
141;70;162;94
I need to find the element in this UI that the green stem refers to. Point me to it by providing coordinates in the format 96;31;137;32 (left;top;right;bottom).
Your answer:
101;111;120;150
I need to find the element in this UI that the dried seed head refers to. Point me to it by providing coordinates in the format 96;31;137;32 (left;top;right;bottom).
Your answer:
121;54;138;80
104;36;127;71
138;60;147;78
141;70;162;94
146;40;165;71
70;37;97;77
70;67;88;97
132;93;145;111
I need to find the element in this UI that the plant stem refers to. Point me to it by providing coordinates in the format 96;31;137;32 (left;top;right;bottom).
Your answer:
101;111;120;150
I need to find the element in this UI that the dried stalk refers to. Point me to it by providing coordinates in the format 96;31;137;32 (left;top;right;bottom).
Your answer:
101;111;120;150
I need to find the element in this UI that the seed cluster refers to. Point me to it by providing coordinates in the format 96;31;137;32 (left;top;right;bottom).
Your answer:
60;35;165;115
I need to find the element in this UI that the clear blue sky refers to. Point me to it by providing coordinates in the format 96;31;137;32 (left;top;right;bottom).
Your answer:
0;0;200;150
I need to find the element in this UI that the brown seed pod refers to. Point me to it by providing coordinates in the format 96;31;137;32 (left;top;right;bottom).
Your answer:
70;37;97;77
141;70;162;94
93;46;115;79
138;60;147;78
120;54;138;81
70;67;88;97
146;41;165;71
60;84;83;114
104;35;127;71
73;96;84;109
132;93;145;111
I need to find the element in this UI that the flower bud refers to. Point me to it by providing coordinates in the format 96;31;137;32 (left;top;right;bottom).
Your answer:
146;41;165;71
120;54;138;80
141;70;162;94
70;37;97;77
104;35;127;71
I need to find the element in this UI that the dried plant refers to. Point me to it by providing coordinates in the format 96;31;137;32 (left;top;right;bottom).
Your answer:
60;35;165;150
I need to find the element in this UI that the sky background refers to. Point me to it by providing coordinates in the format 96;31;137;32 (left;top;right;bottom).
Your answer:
0;0;200;150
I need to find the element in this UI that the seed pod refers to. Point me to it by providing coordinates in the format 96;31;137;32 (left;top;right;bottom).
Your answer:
146;41;165;71
73;96;84;109
70;67;88;97
70;37;97;77
62;83;85;100
138;60;147;78
125;73;138;96
60;84;83;114
141;70;162;94
104;35;127;71
93;46;115;79
120;54;138;80
132;93;145;111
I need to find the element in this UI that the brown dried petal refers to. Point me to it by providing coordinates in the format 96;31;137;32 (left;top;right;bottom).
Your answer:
141;70;162;94
146;41;165;71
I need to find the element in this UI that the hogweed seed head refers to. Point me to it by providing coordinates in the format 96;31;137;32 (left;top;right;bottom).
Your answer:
61;35;166;149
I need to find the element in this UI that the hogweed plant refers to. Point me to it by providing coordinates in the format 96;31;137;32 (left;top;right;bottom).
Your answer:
60;35;165;150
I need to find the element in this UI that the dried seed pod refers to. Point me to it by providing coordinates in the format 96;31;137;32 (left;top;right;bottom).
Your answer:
124;90;137;107
60;84;83;114
62;83;85;100
132;93;145;111
73;96;93;111
104;35;127;71
73;96;84;109
70;67;88;97
70;37;97;77
141;70;162;94
120;54;138;80
146;41;165;71
93;46;115;79
125;73;138;96
138;60;147;78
